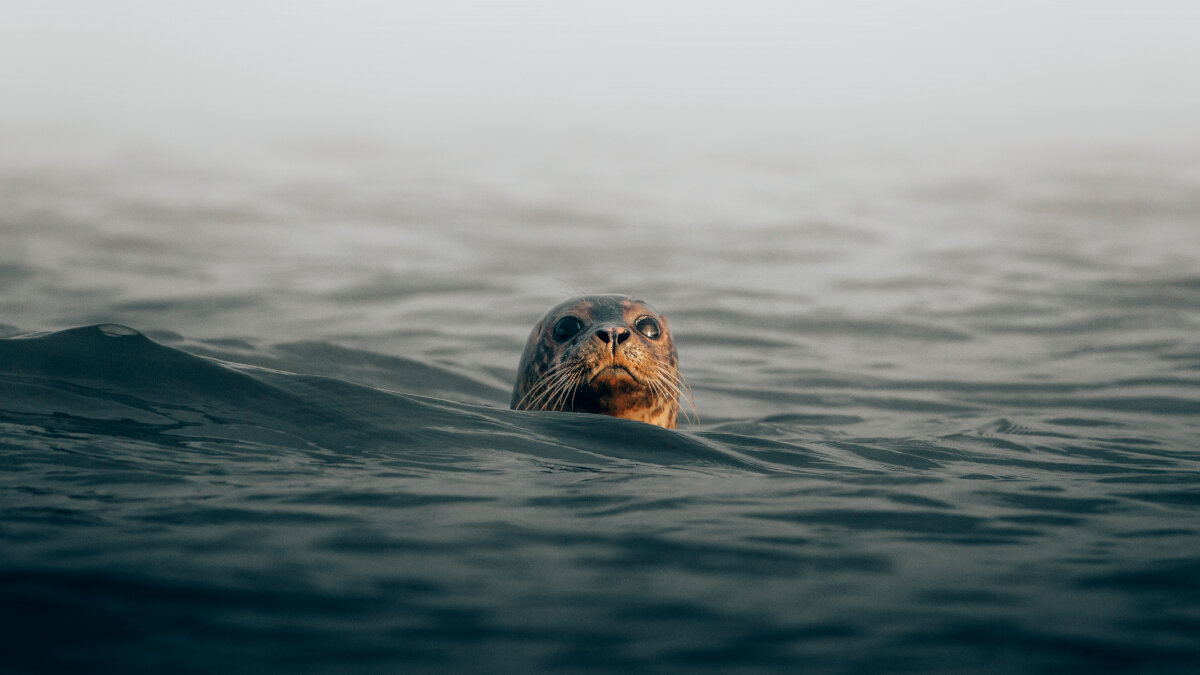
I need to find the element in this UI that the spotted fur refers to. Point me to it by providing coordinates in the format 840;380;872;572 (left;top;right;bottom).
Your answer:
511;295;691;429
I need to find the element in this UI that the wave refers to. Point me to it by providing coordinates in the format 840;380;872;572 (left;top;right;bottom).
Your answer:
0;324;790;475
5;324;1198;482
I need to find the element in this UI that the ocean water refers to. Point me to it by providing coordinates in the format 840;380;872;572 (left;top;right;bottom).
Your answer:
2;135;1199;674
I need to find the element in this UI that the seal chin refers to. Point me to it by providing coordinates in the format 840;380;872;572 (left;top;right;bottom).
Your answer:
590;365;638;385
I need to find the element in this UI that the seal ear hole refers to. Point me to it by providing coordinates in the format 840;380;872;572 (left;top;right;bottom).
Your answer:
552;316;585;342
634;315;662;340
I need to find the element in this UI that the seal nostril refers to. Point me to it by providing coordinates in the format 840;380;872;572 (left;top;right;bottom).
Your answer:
594;327;629;354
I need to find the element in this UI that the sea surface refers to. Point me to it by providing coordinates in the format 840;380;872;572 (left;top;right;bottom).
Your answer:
2;133;1199;674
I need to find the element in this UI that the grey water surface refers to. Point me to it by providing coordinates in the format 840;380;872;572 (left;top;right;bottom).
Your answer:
2;137;1199;674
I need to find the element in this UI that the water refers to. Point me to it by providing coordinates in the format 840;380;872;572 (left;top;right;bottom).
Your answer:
2;134;1199;674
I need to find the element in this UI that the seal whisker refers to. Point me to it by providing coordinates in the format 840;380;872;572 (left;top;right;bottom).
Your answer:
517;360;582;411
538;364;578;412
529;362;586;412
646;377;676;424
525;369;575;412
670;372;700;426
515;369;560;410
653;367;698;426
553;366;585;412
656;377;691;428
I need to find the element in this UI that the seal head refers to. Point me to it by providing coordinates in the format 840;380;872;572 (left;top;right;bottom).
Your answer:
511;295;684;429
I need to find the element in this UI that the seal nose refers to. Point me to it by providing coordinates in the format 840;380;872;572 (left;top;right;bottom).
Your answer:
595;326;631;355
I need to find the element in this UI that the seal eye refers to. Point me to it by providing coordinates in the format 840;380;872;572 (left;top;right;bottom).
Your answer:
634;315;661;340
552;316;585;342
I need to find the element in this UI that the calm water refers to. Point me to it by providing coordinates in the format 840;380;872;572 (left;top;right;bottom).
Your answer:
2;135;1199;674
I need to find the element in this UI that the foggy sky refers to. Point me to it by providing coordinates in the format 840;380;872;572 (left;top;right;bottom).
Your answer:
3;1;1198;146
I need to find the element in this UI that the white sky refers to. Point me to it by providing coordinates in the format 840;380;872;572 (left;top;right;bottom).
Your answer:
2;1;1198;145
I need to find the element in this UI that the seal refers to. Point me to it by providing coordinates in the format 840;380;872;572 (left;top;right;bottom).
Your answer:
511;295;689;429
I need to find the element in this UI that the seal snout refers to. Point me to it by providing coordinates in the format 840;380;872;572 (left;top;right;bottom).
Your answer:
594;325;631;356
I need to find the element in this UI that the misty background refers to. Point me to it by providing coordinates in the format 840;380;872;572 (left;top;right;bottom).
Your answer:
3;1;1198;150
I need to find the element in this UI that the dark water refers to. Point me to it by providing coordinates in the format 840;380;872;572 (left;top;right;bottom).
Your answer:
2;137;1199;673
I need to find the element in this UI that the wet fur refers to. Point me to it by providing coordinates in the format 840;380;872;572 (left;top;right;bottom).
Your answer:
511;295;688;429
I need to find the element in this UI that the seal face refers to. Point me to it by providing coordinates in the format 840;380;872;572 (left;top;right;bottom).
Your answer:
511;295;685;429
